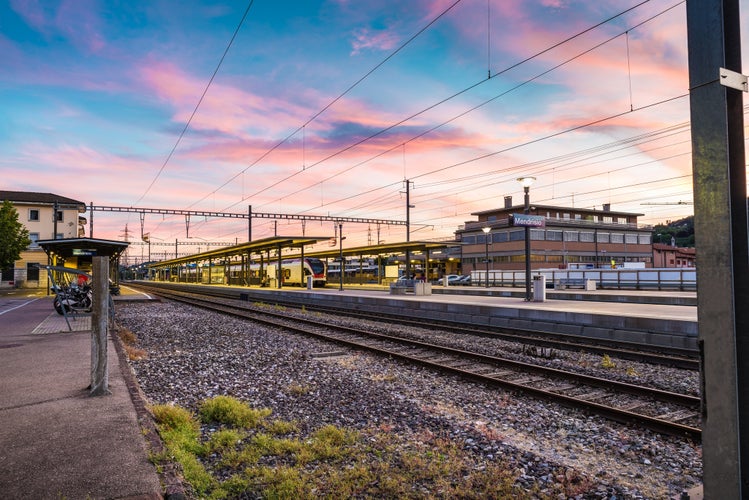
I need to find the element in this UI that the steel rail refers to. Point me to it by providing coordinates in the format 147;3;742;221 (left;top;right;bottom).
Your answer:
133;285;701;441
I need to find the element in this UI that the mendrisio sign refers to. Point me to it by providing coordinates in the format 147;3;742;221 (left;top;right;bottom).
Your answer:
510;214;546;227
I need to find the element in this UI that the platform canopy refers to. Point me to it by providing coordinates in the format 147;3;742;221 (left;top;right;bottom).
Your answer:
37;237;130;259
296;240;461;260
148;236;331;269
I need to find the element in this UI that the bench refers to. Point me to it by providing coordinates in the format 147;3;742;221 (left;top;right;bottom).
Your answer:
389;280;432;295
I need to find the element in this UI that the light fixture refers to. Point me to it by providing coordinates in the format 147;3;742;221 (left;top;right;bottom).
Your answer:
517;176;536;188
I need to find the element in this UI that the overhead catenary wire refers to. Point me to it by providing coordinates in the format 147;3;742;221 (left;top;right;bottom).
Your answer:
251;1;684;213
157;1;694;243
132;0;255;207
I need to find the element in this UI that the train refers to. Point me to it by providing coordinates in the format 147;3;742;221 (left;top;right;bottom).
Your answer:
263;257;327;287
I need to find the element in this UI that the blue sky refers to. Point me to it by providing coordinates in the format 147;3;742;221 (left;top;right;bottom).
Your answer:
1;0;739;254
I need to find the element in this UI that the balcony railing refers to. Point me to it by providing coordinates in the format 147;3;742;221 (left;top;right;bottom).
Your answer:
460;217;651;232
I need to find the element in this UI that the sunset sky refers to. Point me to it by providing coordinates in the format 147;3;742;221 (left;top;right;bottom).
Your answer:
2;0;745;259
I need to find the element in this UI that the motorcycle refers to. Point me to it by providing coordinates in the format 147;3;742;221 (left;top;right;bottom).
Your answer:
52;283;93;315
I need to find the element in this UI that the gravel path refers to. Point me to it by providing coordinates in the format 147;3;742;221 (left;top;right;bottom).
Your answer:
117;301;702;499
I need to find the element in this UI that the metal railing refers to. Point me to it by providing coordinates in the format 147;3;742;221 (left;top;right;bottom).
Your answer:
471;268;696;291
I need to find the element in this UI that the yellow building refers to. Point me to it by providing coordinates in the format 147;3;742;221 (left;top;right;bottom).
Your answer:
1;190;87;288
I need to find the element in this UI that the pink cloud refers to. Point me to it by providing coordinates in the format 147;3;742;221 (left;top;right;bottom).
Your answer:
350;28;401;55
10;0;107;53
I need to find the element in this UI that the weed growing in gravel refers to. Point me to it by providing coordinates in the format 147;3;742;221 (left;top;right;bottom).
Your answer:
150;396;533;499
601;354;616;369
116;326;147;361
286;382;311;396
369;372;398;382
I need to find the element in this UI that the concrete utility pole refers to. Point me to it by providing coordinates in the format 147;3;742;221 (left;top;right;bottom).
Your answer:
687;0;749;496
90;256;110;396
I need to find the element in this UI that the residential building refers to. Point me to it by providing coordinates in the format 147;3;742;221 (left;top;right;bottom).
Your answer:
1;191;86;288
652;243;696;268
456;198;653;274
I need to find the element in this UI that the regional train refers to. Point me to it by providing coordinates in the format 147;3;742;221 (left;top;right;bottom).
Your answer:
262;257;327;287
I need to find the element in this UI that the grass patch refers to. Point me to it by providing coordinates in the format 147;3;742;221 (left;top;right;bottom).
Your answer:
150;397;543;499
199;395;271;428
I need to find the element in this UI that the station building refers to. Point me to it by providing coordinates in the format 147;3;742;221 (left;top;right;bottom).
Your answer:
456;197;655;275
1;191;87;288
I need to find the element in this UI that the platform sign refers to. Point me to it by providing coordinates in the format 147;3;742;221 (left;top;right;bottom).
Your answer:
73;248;97;256
510;214;546;227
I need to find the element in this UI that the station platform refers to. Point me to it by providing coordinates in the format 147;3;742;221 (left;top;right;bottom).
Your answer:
0;293;163;499
134;281;698;350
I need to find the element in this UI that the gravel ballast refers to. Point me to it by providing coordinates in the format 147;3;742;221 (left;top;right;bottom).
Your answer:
117;301;702;499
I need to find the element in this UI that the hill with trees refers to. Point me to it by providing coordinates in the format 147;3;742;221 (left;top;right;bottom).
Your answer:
652;216;694;247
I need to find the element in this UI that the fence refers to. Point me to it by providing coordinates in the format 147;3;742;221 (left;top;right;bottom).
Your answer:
471;268;697;291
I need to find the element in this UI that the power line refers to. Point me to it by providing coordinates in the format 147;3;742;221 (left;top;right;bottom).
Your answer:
192;0;466;211
251;1;683;212
132;1;255;207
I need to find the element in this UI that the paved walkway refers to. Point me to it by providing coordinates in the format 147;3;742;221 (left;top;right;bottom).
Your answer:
0;293;163;499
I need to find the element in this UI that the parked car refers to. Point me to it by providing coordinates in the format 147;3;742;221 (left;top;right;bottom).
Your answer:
437;274;459;285
453;274;472;286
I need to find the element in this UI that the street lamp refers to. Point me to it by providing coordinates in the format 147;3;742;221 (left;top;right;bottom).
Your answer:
482;226;491;288
517;176;536;301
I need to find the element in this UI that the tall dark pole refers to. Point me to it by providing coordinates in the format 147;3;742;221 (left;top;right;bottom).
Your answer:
523;186;531;301
338;223;343;291
687;0;749;496
482;227;490;288
405;180;414;280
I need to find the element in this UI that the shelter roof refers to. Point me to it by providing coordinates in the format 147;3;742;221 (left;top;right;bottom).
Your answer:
37;237;130;259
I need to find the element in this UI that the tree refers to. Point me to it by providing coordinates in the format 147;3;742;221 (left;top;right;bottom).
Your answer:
0;200;31;270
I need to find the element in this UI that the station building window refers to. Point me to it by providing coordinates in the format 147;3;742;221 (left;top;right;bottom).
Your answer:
638;234;651;244
610;233;624;243
509;230;525;241
580;231;594;242
625;233;638;244
493;232;508;243
597;232;610;243
26;263;40;281
55;211;63;222
546;230;563;241
28;209;39;222
565;231;579;242
530;229;545;240
29;233;39;248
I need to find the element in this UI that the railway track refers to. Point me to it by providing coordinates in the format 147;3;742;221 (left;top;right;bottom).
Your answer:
128;284;701;441
130;282;699;370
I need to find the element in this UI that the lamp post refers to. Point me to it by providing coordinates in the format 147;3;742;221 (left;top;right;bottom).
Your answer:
482;226;491;288
517;176;536;301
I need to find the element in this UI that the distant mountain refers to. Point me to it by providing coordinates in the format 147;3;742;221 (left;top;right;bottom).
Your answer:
652;216;694;247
